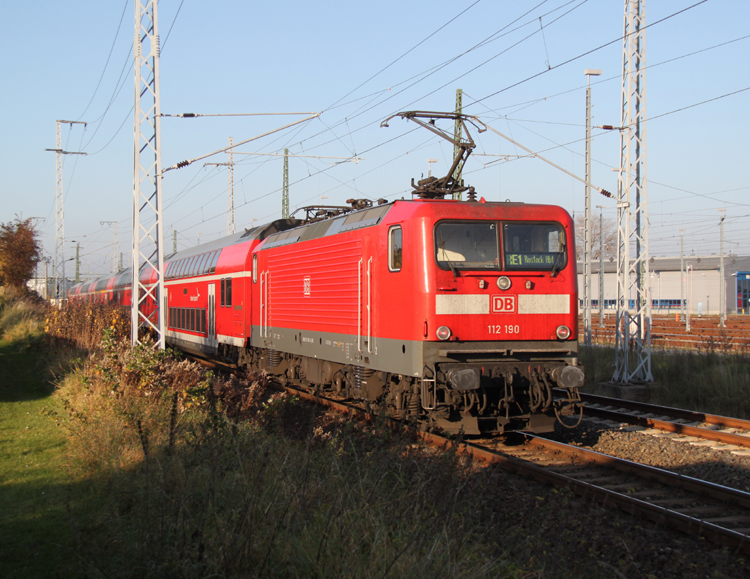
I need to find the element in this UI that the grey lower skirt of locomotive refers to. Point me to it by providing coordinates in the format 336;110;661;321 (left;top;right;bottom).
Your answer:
414;357;583;436
243;341;584;436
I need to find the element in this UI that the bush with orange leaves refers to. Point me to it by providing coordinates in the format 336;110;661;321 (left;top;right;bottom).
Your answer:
46;300;129;351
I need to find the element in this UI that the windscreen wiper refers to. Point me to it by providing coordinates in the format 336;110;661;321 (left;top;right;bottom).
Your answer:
439;237;460;278
550;247;565;277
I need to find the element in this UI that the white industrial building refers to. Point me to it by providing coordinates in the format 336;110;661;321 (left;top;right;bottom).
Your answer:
577;255;750;316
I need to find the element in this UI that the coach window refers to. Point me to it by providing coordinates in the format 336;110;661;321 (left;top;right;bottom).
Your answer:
201;308;206;334
252;255;258;283
209;250;221;274
199;252;211;274
195;253;206;276
226;278;232;307
220;279;226;307
190;308;196;332
388;226;402;272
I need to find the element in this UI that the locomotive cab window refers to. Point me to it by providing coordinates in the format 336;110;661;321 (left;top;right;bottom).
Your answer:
435;221;499;270
388;226;402;272
503;222;567;272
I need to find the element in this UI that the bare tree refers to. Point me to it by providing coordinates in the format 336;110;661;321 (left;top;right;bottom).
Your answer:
574;214;617;262
0;217;41;290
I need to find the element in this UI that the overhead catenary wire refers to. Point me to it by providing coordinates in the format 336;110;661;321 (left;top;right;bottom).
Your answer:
62;1;749;271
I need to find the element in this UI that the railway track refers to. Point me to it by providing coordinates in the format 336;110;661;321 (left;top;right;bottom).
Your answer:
281;383;750;554
190;354;750;552
576;391;750;453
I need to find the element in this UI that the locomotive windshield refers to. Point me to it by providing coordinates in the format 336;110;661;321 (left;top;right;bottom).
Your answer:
434;220;567;272
503;222;566;271
435;222;499;270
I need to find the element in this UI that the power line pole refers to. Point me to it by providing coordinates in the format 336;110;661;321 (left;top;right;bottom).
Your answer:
100;221;119;273
680;229;685;323
282;148;289;218
227;137;235;234
45;121;86;300
583;69;602;346
597;205;606;328
75;242;80;283
452;88;463;200
718;209;726;327
132;0;165;348
613;0;652;384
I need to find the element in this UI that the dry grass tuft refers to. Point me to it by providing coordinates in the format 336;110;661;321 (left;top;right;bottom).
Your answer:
0;286;45;345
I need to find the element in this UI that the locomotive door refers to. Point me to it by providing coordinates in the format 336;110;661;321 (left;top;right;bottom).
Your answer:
358;255;374;355
208;283;216;345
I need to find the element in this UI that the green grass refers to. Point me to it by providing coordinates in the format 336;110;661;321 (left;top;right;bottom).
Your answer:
0;338;88;578
579;344;750;418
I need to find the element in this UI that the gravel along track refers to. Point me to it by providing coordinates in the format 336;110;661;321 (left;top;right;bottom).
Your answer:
554;418;750;494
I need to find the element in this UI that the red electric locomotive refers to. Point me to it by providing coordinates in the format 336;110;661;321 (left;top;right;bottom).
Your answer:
248;198;582;434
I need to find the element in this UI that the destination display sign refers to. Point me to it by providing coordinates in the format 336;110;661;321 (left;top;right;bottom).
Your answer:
505;253;557;268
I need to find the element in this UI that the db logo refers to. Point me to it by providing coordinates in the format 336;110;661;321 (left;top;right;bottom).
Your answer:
303;276;311;296
492;295;516;313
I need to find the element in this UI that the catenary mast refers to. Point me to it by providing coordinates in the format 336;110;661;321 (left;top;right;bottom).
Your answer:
132;0;165;348
613;0;652;383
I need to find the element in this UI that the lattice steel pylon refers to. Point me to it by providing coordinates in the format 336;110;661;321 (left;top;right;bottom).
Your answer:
452;89;463;200
132;0;165;348
613;0;652;383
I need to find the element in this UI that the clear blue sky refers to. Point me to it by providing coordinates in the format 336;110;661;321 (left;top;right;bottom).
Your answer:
1;0;747;278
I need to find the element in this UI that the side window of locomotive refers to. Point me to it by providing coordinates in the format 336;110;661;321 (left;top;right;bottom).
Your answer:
503;222;567;271
434;221;499;270
252;254;257;283
388;226;402;272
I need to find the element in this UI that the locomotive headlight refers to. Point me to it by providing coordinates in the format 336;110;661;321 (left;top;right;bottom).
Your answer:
556;325;571;340
497;276;512;290
436;326;452;341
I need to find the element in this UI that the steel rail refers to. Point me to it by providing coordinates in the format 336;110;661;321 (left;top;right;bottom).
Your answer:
569;391;750;448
